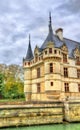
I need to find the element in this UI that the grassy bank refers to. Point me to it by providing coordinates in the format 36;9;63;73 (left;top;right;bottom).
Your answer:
0;98;25;105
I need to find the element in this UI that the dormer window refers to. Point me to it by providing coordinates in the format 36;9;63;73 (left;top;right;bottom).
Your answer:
45;50;47;55
49;48;52;54
76;56;80;65
63;53;67;63
76;56;79;61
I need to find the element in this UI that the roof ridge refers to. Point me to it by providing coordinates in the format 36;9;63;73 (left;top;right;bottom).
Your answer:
64;37;80;44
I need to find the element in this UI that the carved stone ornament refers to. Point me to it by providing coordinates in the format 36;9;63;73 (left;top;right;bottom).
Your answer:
61;43;68;52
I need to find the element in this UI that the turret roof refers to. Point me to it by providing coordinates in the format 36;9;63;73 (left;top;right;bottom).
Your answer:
41;13;80;58
25;35;33;61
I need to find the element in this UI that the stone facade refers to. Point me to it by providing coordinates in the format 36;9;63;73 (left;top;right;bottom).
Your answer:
23;13;80;101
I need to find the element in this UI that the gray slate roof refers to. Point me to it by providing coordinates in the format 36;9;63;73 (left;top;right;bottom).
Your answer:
25;35;33;61
41;14;80;58
25;13;80;61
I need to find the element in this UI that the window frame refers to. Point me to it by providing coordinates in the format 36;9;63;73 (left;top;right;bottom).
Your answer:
51;82;53;86
37;83;41;93
63;53;67;63
37;68;40;78
64;83;69;93
50;63;53;73
77;70;80;78
64;67;68;77
78;84;80;92
49;48;52;54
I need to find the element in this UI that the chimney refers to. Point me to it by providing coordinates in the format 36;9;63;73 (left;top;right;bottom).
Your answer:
55;28;63;41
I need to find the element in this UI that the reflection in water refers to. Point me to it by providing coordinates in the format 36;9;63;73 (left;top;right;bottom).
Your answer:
2;123;80;130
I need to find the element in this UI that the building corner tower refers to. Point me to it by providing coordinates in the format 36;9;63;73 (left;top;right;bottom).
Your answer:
23;35;33;101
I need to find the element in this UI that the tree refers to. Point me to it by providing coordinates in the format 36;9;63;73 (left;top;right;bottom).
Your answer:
0;73;4;98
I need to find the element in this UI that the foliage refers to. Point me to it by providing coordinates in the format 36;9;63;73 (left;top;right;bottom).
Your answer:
0;73;4;98
0;74;24;99
0;64;24;100
4;81;24;99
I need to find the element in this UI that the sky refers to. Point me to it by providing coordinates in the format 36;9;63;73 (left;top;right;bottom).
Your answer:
0;0;80;65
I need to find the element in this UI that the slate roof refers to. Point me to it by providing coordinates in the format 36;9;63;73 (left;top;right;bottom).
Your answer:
41;13;80;58
25;35;33;61
25;13;80;61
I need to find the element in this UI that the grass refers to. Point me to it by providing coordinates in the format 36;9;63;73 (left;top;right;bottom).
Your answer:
0;98;25;103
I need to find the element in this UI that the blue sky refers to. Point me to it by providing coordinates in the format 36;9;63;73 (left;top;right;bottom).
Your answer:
0;0;80;65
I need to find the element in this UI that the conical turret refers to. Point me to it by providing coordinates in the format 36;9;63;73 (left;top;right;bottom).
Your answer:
25;34;33;61
41;12;55;49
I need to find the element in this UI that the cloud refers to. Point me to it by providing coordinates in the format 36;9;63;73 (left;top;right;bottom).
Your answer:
0;0;80;65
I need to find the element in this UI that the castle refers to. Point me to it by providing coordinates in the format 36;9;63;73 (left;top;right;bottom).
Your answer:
23;13;80;101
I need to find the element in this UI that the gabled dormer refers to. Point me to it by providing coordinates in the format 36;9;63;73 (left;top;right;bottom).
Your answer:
34;45;40;62
74;46;80;65
61;43;68;63
34;45;39;55
61;43;68;53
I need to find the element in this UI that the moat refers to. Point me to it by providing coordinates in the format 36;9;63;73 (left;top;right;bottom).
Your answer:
2;123;80;130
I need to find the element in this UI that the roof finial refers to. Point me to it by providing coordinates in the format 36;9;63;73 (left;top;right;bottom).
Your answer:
49;12;52;26
29;34;31;44
49;12;53;32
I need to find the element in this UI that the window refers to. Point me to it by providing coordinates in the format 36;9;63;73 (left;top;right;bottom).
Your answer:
37;68;40;78
78;84;80;92
76;56;79;62
39;57;40;60
64;68;68;77
51;82;53;86
49;48;52;54
35;54;38;62
28;62;30;65
77;70;80;78
63;53;67;63
45;51;47;55
76;56;80;65
64;83;69;92
50;63;53;73
54;50;57;54
41;55;43;60
25;62;26;65
37;83;40;93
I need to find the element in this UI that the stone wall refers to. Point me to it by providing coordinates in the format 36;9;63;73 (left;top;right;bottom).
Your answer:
1;101;80;128
64;100;80;122
0;102;63;128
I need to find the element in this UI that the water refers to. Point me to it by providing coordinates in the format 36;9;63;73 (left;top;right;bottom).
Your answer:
1;124;80;130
